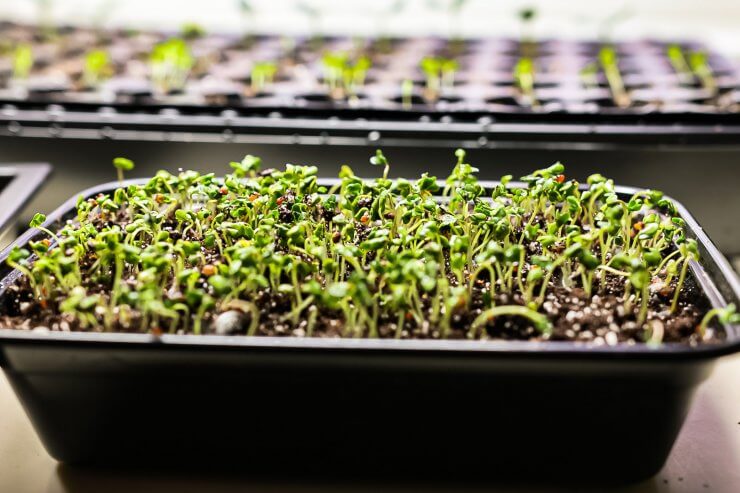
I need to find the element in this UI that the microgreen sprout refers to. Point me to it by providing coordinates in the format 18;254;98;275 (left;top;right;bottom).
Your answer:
598;46;630;108
472;305;552;337
420;56;457;102
401;78;414;108
441;58;458;91
149;38;194;94
113;157;134;184
420;56;441;100
321;51;346;95
12;44;34;81
29;213;58;244
369;149;390;180
513;57;537;107
250;61;277;94
697;304;738;339
321;51;371;100
2;150;713;344
666;44;694;86
687;51;717;97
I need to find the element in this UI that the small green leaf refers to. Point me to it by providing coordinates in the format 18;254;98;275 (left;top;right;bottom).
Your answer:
29;213;46;229
208;275;231;295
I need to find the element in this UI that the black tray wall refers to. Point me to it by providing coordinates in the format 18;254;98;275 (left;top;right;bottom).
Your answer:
1;135;738;255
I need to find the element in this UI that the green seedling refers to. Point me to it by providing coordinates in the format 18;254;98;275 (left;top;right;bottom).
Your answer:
441;58;458;91
420;56;442;100
598;46;630;108
82;50;113;88
419;56;457;101
113;157;134;184
697;304;739;338
514;57;537;106
250;61;277;94
666;44;694;85
12;44;34;81
472;304;552;337
401;78;414;108
321;51;371;100
149;38;194;94
688;51;717;96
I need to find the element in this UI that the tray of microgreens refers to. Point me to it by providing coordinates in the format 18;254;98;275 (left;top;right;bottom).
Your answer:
0;149;738;478
0;150;737;345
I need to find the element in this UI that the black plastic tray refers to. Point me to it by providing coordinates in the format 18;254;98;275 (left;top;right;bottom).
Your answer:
0;178;738;483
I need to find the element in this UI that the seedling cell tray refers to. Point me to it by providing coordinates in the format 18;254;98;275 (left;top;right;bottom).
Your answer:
0;163;50;245
0;175;737;483
2;23;740;145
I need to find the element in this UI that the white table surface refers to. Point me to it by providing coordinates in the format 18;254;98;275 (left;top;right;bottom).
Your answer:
1;354;738;493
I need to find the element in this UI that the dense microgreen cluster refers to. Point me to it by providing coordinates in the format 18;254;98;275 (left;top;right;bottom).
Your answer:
3;151;719;342
321;51;371;100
